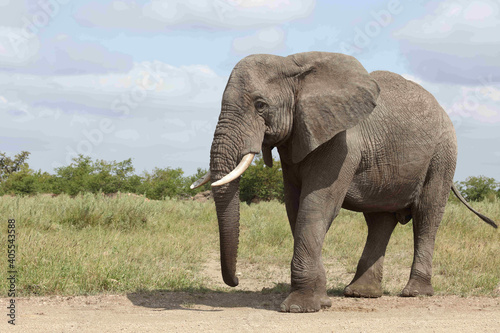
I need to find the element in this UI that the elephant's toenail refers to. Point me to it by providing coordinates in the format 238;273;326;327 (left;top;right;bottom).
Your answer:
280;304;287;312
289;305;302;313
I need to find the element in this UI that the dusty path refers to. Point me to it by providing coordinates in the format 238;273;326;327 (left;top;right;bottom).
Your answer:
2;253;499;332
1;294;499;332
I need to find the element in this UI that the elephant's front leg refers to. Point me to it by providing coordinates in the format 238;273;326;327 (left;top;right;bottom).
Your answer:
279;134;357;312
280;194;341;313
280;214;332;313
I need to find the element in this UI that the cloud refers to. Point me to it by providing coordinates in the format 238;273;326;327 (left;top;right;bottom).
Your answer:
74;0;315;30
115;129;141;141
35;34;134;75
0;33;134;75
0;60;227;117
447;82;500;124
393;0;500;84
0;1;29;28
0;60;227;171
0;0;84;70
232;27;286;55
0;26;41;66
0;2;133;74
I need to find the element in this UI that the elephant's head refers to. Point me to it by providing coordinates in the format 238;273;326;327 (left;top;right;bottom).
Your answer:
192;52;380;287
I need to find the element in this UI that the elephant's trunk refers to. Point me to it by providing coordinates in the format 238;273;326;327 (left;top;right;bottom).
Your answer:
212;179;240;287
210;122;246;287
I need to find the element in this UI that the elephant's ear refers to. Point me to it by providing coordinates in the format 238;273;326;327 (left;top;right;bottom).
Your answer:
289;52;380;163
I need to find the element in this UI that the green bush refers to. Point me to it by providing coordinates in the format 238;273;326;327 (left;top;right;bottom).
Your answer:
53;156;136;195
139;167;186;200
0;167;55;196
457;176;499;202
53;156;94;195
240;154;284;203
0;169;37;195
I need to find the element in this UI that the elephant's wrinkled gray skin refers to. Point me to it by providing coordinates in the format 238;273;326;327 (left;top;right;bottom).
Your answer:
206;52;497;313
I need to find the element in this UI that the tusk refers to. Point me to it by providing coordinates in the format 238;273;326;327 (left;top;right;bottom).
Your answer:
212;153;255;187
190;171;211;189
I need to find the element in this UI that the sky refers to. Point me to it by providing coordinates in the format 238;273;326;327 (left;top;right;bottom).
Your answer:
0;0;499;181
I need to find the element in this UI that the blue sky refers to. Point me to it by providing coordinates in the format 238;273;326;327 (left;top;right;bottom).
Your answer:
1;0;499;181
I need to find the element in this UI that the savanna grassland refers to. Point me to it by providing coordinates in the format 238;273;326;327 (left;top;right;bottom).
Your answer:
0;194;499;297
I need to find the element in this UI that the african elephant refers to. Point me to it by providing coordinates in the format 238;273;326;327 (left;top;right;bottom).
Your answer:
191;52;497;313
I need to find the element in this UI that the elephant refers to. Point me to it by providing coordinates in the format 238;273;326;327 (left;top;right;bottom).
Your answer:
191;51;497;313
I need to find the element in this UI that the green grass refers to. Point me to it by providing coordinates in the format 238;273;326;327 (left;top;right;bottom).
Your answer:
0;194;216;295
0;194;498;297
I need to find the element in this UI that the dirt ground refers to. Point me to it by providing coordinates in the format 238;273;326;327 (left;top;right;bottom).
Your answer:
2;256;499;332
1;293;499;332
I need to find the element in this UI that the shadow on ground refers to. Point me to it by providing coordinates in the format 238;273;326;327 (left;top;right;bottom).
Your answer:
127;284;289;312
127;284;350;312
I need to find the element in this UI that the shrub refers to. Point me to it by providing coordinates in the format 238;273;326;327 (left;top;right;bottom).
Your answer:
140;167;186;200
0;169;37;195
240;154;284;203
458;176;499;202
54;156;137;196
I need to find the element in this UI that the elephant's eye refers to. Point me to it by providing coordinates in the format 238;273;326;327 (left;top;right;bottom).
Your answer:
254;101;268;113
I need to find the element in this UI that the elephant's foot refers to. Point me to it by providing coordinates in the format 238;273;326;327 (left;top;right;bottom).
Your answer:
344;266;383;298
401;273;433;297
344;281;382;298
279;290;331;313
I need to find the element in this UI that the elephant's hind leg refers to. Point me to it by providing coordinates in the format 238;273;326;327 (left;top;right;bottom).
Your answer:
344;212;397;298
402;147;456;297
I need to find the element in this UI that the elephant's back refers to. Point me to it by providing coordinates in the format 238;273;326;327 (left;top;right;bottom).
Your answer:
370;70;448;125
368;70;453;145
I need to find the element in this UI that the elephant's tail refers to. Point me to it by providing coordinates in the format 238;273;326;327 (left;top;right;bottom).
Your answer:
451;184;498;228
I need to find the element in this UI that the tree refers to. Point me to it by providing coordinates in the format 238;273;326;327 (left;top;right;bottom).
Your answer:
0;151;30;181
54;156;94;195
458;175;499;202
0;151;40;195
87;158;135;194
